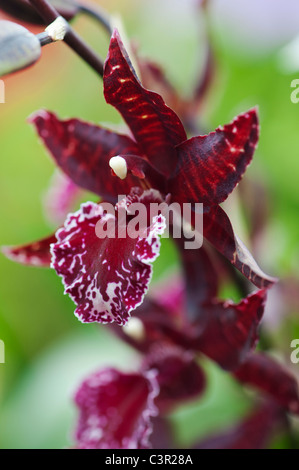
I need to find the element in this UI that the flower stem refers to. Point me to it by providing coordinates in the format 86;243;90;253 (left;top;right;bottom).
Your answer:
28;0;104;77
77;2;113;36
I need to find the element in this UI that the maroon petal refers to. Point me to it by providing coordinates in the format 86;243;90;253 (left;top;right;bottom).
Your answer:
176;240;219;321
2;233;56;267
234;353;299;414
142;345;206;412
196;402;286;449
238;178;270;250
103;29;187;177
74;368;159;449
203;205;277;288
114;296;190;355
191;289;267;370
29;110;143;202
149;416;175;449
51;189;166;325
168;109;259;208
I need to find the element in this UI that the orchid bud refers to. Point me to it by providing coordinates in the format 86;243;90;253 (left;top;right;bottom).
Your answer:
0;20;41;77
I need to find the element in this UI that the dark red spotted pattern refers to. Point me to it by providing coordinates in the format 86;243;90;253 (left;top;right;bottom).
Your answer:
29;110;143;203
168;109;259;208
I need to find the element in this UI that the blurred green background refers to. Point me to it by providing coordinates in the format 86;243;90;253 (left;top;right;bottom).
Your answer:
0;0;298;449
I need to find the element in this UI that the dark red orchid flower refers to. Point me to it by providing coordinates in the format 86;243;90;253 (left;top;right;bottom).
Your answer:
68;170;296;449
109;244;299;410
71;276;206;449
73;344;206;449
71;255;298;449
1;1;296;451
3;29;276;327
73;368;159;449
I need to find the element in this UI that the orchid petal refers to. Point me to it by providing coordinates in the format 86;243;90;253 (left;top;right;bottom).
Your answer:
203;205;277;288
104;29;187;177
234;353;299;414
30;110;143;202
169;109;259;208
191;289;267;370
2;233;56;267
74;368;159;449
